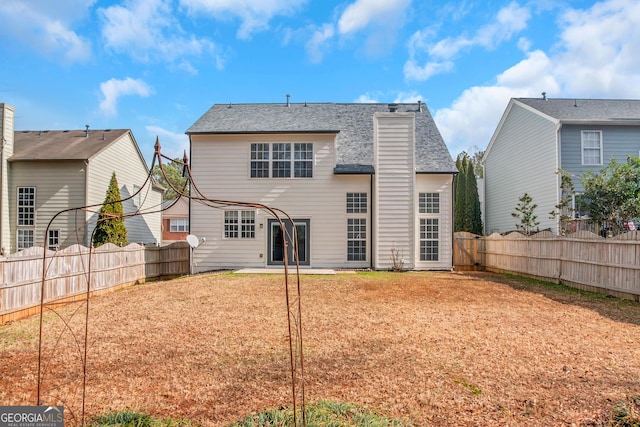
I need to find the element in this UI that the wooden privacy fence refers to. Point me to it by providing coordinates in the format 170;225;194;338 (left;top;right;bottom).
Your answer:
454;230;640;300
0;241;190;324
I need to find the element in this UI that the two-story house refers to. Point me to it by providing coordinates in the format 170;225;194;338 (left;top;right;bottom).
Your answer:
483;97;640;235
0;102;163;253
186;102;457;271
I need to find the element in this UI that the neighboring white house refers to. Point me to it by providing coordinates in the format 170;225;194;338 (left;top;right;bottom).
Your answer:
483;96;640;235
186;101;458;271
0;102;163;253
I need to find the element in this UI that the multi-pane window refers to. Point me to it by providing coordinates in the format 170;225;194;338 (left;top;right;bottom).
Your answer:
250;143;313;178
347;218;367;261
224;210;255;239
170;218;189;232
133;185;142;207
346;193;368;213
17;187;35;226
250;143;270;178
420;218;439;261
17;229;34;251
48;229;60;251
419;192;440;213
582;130;602;165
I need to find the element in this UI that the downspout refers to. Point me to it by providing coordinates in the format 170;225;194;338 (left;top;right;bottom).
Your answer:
84;160;90;246
369;171;374;270
451;172;457;270
555;121;563;234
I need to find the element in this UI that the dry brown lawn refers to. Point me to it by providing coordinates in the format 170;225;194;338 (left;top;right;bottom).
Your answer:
1;271;640;426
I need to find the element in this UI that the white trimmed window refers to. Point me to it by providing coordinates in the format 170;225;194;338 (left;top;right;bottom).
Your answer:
250;143;313;178
346;193;367;213
170;218;189;232
17;187;35;226
420;218;439;261
419;192;440;214
17;229;34;250
347;218;366;261
224;210;255;239
48;229;60;251
581;130;603;165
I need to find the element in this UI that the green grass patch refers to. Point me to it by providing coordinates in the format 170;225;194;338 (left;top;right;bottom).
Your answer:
229;400;414;426
609;395;640;427
89;410;196;427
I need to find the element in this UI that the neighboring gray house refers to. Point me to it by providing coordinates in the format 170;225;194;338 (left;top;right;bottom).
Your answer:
186;102;457;271
483;97;640;235
0;103;163;253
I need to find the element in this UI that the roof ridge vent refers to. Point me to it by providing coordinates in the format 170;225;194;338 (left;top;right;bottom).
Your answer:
388;103;398;112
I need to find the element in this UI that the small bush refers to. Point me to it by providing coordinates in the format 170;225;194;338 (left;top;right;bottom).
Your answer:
90;410;194;427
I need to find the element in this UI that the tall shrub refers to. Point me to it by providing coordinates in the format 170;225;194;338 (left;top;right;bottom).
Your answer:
93;172;128;247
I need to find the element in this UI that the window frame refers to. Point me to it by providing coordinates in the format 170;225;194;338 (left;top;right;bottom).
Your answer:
250;143;313;179
419;192;440;214
346;192;368;214
169;218;189;232
420;218;439;261
224;210;256;239
17;229;34;251
581;130;603;166
48;229;60;251
17;187;36;226
347;218;367;261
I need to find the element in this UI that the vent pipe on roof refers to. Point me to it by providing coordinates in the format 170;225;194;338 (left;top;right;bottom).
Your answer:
85;124;90;138
574;99;578;107
417;100;422;112
286;94;290;107
542;92;547;100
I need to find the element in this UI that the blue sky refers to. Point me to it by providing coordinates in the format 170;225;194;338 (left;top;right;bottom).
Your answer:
1;0;639;165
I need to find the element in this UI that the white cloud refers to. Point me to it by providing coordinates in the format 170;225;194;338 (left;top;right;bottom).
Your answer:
305;23;335;64
355;94;379;103
99;0;215;64
146;126;189;159
434;50;558;156
338;0;411;35
552;0;640;97
99;78;154;117
394;91;425;104
405;2;531;81
179;0;307;39
0;0;93;62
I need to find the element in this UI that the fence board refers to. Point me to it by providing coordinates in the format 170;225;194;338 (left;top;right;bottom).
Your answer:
456;231;640;301
0;242;190;324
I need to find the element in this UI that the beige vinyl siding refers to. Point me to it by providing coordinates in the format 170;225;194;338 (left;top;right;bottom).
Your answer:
9;161;86;251
484;103;559;234
373;113;415;270
87;133;162;245
190;134;372;271
415;174;453;270
0;104;15;251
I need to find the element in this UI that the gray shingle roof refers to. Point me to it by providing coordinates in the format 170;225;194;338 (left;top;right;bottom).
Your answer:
517;98;640;122
186;102;456;173
11;129;130;161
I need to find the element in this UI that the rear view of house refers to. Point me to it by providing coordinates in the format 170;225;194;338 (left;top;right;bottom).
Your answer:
0;103;163;253
186;101;457;271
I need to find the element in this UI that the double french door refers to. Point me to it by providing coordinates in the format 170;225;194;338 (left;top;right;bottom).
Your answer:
267;219;310;266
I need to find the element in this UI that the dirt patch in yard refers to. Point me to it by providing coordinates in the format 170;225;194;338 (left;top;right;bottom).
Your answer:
1;271;639;426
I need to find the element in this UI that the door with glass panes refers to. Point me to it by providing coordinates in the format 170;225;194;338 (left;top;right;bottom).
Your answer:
267;219;310;266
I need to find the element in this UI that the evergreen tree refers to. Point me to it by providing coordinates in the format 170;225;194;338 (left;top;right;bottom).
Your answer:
93;172;128;247
454;152;483;234
464;161;483;234
152;157;189;200
511;193;540;236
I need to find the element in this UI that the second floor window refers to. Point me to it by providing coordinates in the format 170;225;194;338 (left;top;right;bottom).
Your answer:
250;143;313;178
18;187;35;226
582;130;602;166
419;192;440;213
346;193;367;213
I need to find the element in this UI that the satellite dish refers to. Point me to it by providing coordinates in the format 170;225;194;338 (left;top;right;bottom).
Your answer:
186;234;200;248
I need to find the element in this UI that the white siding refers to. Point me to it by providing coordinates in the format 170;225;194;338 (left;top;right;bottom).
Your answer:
415;174;453;270
374;113;415;270
9;161;86;251
484;103;559;234
0;104;14;252
190;134;373;271
88;133;162;245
